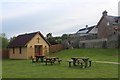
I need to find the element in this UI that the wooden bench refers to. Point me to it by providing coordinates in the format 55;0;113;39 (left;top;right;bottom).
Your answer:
45;58;62;65
67;60;73;67
76;59;85;68
55;59;62;64
45;59;54;65
31;58;36;63
68;60;84;68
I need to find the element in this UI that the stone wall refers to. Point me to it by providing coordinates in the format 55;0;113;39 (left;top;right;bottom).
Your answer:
79;39;107;48
106;33;119;48
79;33;119;48
62;32;119;49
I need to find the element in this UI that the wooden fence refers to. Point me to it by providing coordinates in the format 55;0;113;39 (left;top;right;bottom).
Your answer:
0;48;9;59
49;44;64;53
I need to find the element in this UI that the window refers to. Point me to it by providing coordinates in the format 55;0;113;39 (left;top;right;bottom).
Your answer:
19;47;22;54
107;22;110;26
13;48;15;54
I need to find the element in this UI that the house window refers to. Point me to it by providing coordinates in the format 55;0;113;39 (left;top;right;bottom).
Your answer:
13;48;15;54
19;47;22;54
107;22;110;26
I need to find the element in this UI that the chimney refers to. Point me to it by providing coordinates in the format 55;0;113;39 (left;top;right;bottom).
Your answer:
86;25;88;30
102;10;107;16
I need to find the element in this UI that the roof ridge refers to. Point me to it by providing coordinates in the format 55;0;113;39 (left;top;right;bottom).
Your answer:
18;31;40;37
107;15;118;17
8;31;50;48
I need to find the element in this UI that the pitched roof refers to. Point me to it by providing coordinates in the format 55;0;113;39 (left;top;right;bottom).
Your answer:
86;25;96;33
96;15;120;28
76;25;95;34
106;16;120;24
8;31;51;48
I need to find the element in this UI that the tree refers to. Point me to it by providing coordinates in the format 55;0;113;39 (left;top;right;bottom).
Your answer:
46;33;63;45
61;34;68;40
46;33;52;39
47;37;56;45
0;33;9;48
46;33;68;45
46;33;55;45
9;36;16;42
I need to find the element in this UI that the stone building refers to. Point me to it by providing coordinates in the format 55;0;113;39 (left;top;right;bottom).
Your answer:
62;11;120;48
97;10;120;39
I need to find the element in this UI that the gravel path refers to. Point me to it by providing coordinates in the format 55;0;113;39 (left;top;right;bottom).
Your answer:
92;61;120;65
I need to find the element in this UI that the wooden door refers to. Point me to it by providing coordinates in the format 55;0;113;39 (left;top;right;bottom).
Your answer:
34;45;42;56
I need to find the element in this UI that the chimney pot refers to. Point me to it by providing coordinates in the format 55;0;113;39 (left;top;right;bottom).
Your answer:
102;10;107;16
86;25;88;30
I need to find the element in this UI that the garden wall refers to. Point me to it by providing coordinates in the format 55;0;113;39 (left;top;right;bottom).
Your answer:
49;44;64;53
79;33;119;48
79;39;107;48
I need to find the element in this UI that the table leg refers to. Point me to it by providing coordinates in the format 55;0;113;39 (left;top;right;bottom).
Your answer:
84;60;88;68
51;60;53;65
46;60;47;65
69;62;71;67
73;61;76;66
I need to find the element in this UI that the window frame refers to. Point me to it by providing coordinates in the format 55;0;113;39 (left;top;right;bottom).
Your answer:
19;47;22;54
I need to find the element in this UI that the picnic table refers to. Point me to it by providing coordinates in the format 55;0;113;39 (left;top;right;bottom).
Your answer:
45;57;62;65
35;55;45;62
71;57;90;68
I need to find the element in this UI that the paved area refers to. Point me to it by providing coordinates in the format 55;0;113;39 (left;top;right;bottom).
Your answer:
93;61;120;65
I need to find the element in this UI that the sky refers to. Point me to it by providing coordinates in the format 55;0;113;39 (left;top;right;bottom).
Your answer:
1;0;119;39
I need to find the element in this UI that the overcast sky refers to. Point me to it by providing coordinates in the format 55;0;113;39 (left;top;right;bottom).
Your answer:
1;0;119;39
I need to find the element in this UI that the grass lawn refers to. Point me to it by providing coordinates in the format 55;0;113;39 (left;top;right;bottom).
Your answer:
2;48;119;78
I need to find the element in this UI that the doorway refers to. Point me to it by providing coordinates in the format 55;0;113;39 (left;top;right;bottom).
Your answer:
34;45;42;56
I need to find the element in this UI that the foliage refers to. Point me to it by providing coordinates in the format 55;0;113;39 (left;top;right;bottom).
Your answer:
46;33;52;39
9;36;16;42
46;33;62;45
47;37;56;45
0;33;9;48
61;34;68;40
46;33;69;45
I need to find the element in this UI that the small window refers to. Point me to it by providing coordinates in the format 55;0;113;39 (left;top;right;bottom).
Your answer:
107;22;110;26
19;47;22;54
13;48;15;54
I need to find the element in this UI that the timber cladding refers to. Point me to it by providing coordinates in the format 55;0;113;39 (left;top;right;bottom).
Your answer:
49;44;64;53
0;48;9;59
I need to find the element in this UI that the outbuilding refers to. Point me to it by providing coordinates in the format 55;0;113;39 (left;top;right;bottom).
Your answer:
8;31;50;59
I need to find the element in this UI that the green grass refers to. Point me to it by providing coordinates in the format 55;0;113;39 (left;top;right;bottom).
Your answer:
2;48;119;78
50;48;118;62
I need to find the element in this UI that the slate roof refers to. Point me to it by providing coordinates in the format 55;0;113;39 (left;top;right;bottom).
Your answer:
106;16;120;24
97;15;120;28
76;25;96;34
8;31;51;48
